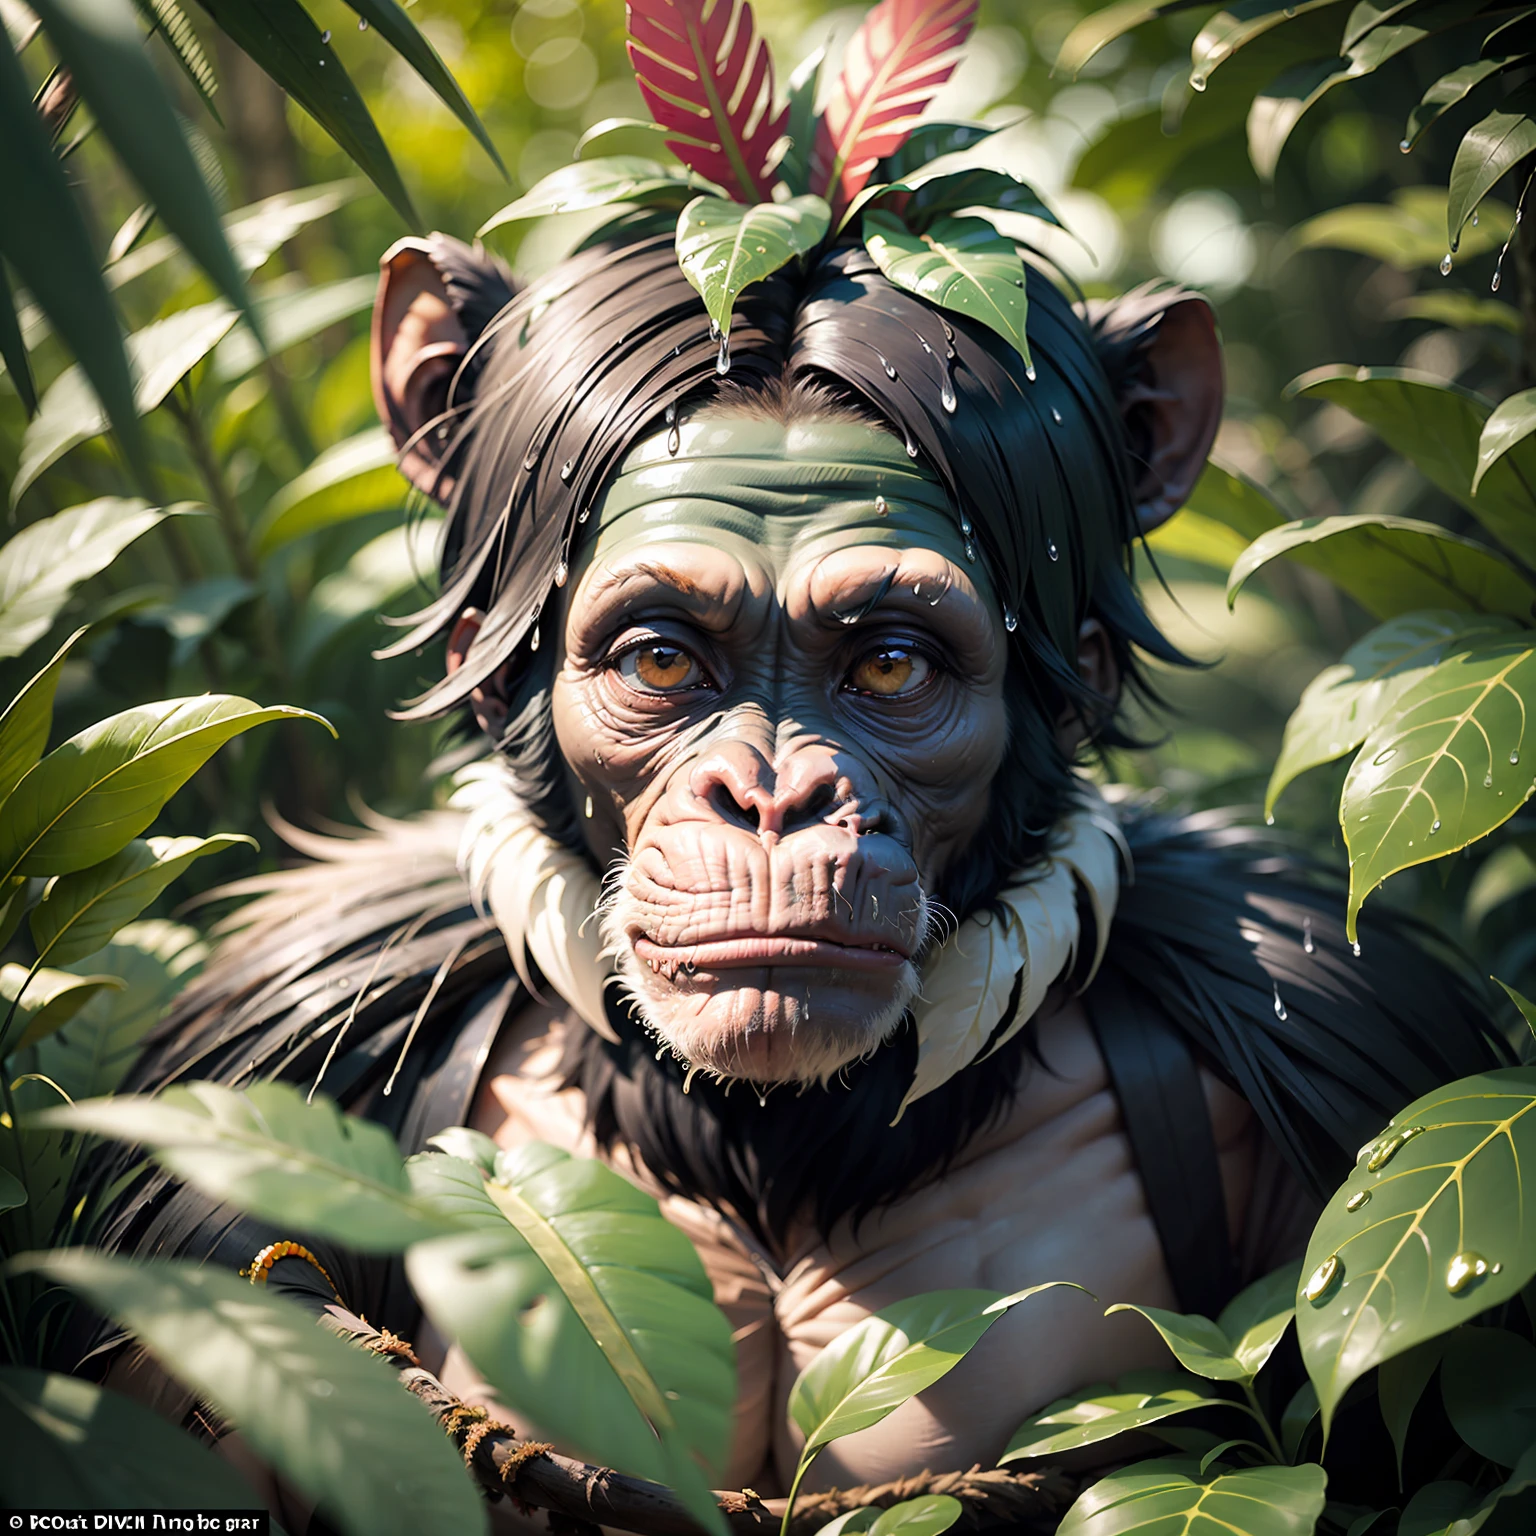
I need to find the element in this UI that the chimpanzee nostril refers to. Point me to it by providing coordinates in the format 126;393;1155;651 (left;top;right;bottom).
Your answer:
707;780;760;830
781;782;839;833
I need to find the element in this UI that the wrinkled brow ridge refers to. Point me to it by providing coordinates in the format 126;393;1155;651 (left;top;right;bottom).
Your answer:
632;561;710;600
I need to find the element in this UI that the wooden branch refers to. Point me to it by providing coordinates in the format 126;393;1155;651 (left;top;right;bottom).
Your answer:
321;1306;1074;1536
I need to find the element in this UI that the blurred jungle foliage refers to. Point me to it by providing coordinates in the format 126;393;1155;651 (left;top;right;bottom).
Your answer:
0;0;1528;994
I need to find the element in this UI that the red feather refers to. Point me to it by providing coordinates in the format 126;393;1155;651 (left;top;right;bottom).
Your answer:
626;0;788;205
812;0;977;217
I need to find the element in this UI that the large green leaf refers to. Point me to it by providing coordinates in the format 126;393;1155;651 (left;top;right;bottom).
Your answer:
406;1145;735;1534
26;1251;485;1536
1228;514;1536;622
1189;0;1348;87
479;157;724;236
256;427;403;553
213;273;378;381
30;834;250;968
35;1080;447;1250
1056;0;1211;76
1058;1458;1326;1536
1475;386;1536;493
869;1497;963;1536
1218;1262;1304;1377
900;170;1065;234
1290;366;1536;562
14;300;242;500
1377;1336;1445;1484
0;694;332;880
676;195;830;339
1449;85;1536;248
1266;611;1515;817
0;628;83;801
1001;1370;1231;1461
1407;56;1517;150
0;497;172;660
196;0;417;227
878;121;1000;181
0;1365;261;1508
28;0;256;350
1393;292;1520;333
1340;637;1536;938
0;31;147;487
1439;1326;1536;1467
1287;187;1509;271
1104;1306;1253;1383
1150;460;1287;570
1297;1066;1536;1427
0;964;124;1055
863;210;1032;372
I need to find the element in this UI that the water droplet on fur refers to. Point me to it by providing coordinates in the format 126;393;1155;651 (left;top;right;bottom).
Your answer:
1303;1255;1341;1303
875;494;888;516
920;337;934;355
1446;1251;1490;1294
560;459;574;481
1440;253;1454;275
1048;540;1059;561
523;443;541;470
964;540;977;561
1352;941;1362;957
941;319;954;342
321;27;330;41
905;437;919;459
529;625;540;652
1004;607;1018;633
960;513;973;536
877;352;897;379
940;378;957;413
1272;983;1287;1021
1367;1125;1423;1170
1346;1189;1370;1212
1051;407;1063;424
755;1088;768;1108
1303;916;1314;954
683;1066;699;1094
554;561;568;587
583;795;593;819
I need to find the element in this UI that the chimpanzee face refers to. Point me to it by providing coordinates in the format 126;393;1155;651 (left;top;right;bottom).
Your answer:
549;415;1009;1084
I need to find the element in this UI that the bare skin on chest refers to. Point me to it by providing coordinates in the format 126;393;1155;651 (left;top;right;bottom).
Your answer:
462;994;1264;1490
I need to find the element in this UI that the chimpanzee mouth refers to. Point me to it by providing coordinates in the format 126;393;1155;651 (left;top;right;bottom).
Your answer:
632;933;911;975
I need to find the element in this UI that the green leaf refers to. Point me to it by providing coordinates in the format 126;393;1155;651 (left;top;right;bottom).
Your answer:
1104;1304;1252;1382
0;965;125;1055
1056;1457;1327;1536
1266;611;1515;818
868;1497;963;1536
1185;458;1289;539
1056;0;1209;76
1406;56;1517;151
789;1284;1078;1456
1399;1481;1480;1536
0;628;84;801
1475;386;1536;493
863;211;1032;372
1288;187;1511;271
1227;515;1536;623
813;1512;880;1536
1190;0;1348;87
0;694;333;879
15;300;241;501
33;1080;447;1250
0;1365;262;1508
340;0;504;175
1279;1380;1318;1461
1218;1262;1303;1377
1340;637;1536;938
0;34;147;487
1494;976;1536;1036
1393;293;1520;333
1298;1066;1536;1429
0;1167;25;1214
195;0;417;227
878;121;1001;182
775;45;823;196
1290;365;1536;563
27;0;257;352
293;521;438;670
900;169;1065;234
0;258;36;414
256;427;404;553
1001;1369;1231;1461
132;0;220;123
406;1145;736;1534
675;195;830;337
1449;85;1536;249
24;1251;485;1536
479;157;723;236
574;116;679;158
143;576;257;664
1439;1326;1536;1467
30;833;250;968
213;272;378;381
1377;1337;1444;1483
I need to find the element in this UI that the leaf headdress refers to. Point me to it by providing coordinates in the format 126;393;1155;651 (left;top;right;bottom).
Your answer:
479;0;1066;376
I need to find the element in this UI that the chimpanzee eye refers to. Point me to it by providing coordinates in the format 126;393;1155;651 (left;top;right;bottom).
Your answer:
845;646;932;697
614;642;706;694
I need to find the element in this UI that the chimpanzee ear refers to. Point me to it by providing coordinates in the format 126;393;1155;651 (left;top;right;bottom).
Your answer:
371;237;470;501
1086;287;1224;532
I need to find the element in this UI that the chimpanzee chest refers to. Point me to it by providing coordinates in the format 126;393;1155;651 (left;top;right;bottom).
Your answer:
463;998;1263;1491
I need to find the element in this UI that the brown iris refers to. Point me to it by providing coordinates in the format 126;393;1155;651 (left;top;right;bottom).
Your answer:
849;647;927;696
628;643;698;691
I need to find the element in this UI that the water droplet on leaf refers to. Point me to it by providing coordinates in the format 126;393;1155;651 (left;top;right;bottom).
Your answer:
1511;749;1521;764
1493;271;1503;293
1352;941;1362;957
1373;747;1397;765
1399;138;1411;153
1346;1189;1370;1211
1485;774;1494;787
1431;819;1441;833
1366;1125;1424;1170
1446;1251;1490;1295
321;27;331;41
716;333;731;375
1190;71;1207;91
1440;253;1454;275
1025;364;1037;382
1303;1254;1342;1303
875;494;888;516
358;16;367;28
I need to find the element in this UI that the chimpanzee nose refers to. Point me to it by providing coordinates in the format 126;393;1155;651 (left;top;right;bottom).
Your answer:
688;742;859;838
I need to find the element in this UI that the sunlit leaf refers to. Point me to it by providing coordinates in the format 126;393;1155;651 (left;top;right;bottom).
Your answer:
256;428;403;554
24;1251;485;1536
1297;1066;1536;1428
0;965;124;1055
900;169;1066;234
1392;292;1519;333
1266;611;1514;817
1494;976;1536;1036
1219;1262;1303;1377
573;116;678;158
0;1366;259;1508
1001;1369;1230;1461
1056;1457;1326;1536
132;0;219;121
0;628;83;802
406;1145;735;1535
878;121;1000;181
479;157;723;236
863;210;1031;370
1288;188;1510;271
1406;55;1517;150
30;834;250;969
1341;637;1536;937
1448;85;1536;248
213;273;378;381
775;44;823;196
1057;0;1209;77
1190;0;1347;87
675;195;830;338
0;502;172;658
34;1080;448;1250
1151;459;1287;569
1474;386;1536;492
1104;1304;1251;1381
0;694;333;879
868;1496;963;1536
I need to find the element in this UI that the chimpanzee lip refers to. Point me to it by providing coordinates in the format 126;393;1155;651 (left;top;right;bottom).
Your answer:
633;933;910;972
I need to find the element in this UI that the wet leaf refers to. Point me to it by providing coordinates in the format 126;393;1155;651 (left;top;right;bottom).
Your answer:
1056;1457;1327;1536
24;1251;485;1536
30;834;250;968
1341;637;1536;939
0;629;84;802
1377;1336;1445;1484
1297;1066;1536;1429
0;695;333;879
1439;1326;1536;1467
675;195;831;338
1001;1369;1231;1461
1190;0;1345;88
33;1080;447;1251
1266;611;1514;818
868;1496;962;1536
1289;366;1536;563
407;1145;735;1535
1448;85;1536;248
0;1365;259;1508
863;210;1031;371
479;157;722;236
0;965;125;1055
256;427;403;553
1406;56;1516;150
1227;515;1536;623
